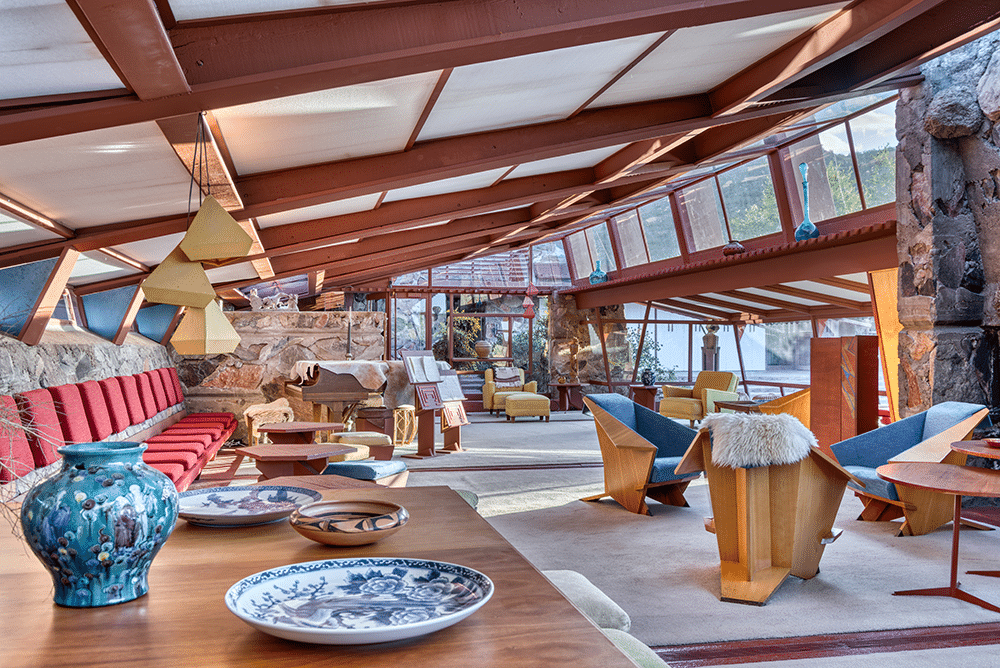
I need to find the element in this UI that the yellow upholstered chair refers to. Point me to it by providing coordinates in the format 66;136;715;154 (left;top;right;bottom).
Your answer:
482;367;537;415
757;388;811;428
659;371;739;427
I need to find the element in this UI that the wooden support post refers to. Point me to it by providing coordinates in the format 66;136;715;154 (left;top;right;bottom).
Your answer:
19;247;80;345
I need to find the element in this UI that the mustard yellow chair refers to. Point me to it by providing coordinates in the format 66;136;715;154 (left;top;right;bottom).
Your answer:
757;388;811;428
483;367;537;415
659;371;739;427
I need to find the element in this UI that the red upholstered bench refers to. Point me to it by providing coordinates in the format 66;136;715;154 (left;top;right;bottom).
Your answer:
3;368;236;493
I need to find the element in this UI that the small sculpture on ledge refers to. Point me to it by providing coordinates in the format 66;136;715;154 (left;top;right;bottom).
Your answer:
247;288;299;311
589;260;608;284
794;162;819;241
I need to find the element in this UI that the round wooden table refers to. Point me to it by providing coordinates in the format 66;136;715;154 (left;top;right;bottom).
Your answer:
877;462;1000;613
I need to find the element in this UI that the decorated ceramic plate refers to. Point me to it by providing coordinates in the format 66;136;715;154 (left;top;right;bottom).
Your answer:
225;558;494;644
178;486;322;527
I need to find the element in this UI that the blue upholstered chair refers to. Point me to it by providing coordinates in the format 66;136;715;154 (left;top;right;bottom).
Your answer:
830;401;989;536
583;393;700;515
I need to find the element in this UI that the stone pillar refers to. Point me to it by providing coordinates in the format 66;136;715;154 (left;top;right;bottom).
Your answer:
896;34;1000;417
548;295;627;395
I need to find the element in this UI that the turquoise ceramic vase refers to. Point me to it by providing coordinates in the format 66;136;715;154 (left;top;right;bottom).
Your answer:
20;441;179;607
794;162;819;241
589;260;608;284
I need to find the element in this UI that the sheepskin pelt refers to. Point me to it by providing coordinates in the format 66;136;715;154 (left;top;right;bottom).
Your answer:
702;412;816;469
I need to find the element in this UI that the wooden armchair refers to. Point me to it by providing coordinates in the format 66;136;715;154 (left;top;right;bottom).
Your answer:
482;367;537;415
829;402;989;536
676;416;857;605
582;393;699;515
659;371;739;427
757;388;811;428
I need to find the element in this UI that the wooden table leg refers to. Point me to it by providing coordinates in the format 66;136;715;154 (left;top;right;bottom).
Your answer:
894;494;1000;613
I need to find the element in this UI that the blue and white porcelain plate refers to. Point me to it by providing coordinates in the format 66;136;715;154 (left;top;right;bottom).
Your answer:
178;486;322;527
225;558;494;644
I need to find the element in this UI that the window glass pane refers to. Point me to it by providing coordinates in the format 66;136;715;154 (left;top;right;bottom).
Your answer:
531;241;572;287
788;125;861;223
849;100;897;209
393;271;428;286
392;297;425;357
565;232;592;280
678;180;727;251
603;321;633;384
585;223;617;272
637;198;681;262
431;249;528;289
718;157;781;240
430;293;449;362
612;211;648;267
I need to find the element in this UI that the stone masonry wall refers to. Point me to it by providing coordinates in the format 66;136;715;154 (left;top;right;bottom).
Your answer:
172;310;384;441
549;294;627;397
896;33;1000;416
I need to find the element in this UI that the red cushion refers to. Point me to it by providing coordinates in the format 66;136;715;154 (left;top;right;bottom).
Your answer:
134;373;158;420
156;368;180;406
116;375;147;426
144;438;208;455
142;449;198;468
145;460;185;486
182;413;237;430
98;378;131;434
14;389;65;466
0;395;36;481
78;380;114;441
47;384;93;444
144;370;170;412
166;367;185;403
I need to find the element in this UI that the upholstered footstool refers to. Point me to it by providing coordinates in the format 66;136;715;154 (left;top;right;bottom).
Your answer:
334;431;395;460
504;392;550;422
322;459;409;487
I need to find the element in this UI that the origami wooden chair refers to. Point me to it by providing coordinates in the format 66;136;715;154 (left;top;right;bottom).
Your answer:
583;393;699;515
830;402;989;536
757;388;810;428
677;413;857;605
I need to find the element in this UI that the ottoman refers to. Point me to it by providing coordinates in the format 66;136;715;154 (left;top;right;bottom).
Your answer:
504;392;550;422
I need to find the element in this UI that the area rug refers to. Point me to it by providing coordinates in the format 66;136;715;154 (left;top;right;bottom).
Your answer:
486;481;1000;647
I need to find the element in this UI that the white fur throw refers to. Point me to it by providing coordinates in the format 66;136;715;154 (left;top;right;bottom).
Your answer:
702;412;816;469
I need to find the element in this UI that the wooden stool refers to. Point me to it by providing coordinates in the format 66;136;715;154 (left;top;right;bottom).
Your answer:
393;404;417;444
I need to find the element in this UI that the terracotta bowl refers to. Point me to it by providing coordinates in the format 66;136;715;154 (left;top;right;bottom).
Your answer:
984;438;1000;448
289;500;409;546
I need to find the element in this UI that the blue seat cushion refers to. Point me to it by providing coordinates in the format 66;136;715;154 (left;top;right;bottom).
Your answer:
322;460;407;480
843;465;898;501
649;456;686;484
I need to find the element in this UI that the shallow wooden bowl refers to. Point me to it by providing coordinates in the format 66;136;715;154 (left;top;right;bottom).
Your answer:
289;500;409;546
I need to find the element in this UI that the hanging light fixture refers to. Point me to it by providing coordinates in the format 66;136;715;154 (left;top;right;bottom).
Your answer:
143;113;251;355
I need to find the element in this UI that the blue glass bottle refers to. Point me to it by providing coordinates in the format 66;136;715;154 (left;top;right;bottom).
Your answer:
589;260;608;284
795;162;819;241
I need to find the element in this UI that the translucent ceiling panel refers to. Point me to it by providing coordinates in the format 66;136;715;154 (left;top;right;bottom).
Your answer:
213;72;441;174
677;181;727;252
637;198;680;263
67;252;138;286
0;211;61;248
0;1;124;100
612;212;648;268
255;193;381;229
717;157;781;241
112;233;186;266
593;3;844;107
787;125;861;224
565;232;592;280
382;168;510;203
850;101;898;209
169;0;398;21
205;263;260;284
505;145;627;180
0;122;194;228
531;241;571;287
585;223;616;272
418;34;663;141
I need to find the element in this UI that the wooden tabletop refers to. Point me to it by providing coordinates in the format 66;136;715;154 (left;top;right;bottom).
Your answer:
877;462;1000;497
714;400;764;412
234;442;356;461
254;474;379;490
951;440;1000;460
257;421;345;433
1;486;636;668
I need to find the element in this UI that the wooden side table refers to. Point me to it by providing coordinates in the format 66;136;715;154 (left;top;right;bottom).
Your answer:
552;382;583;411
714;400;764;413
257;421;345;444
877;462;1000;613
628;384;658;411
234;442;356;480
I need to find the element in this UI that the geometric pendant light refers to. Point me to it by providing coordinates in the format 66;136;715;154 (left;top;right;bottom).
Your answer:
178;195;254;263
140;246;217;308
169;300;241;355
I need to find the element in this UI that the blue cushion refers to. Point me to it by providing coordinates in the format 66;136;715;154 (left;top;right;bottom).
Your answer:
922;401;986;440
588;393;637;431
322;460;407;480
830;413;925;469
635;405;696;457
843;466;898;501
649;456;687;484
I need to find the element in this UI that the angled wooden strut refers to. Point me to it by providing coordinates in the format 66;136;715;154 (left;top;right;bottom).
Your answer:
582;396;698;516
677;430;858;605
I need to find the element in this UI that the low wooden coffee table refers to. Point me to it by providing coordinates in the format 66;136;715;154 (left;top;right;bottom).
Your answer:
258;421;345;444
234;442;357;480
877;462;1000;613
